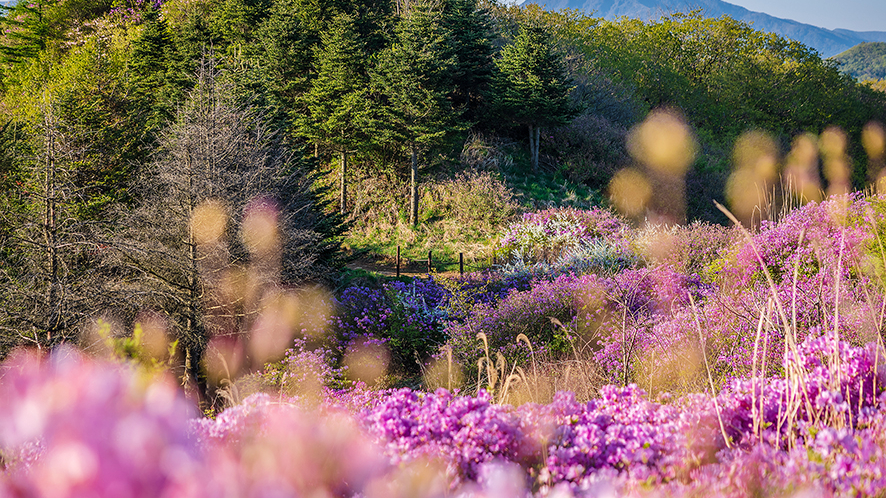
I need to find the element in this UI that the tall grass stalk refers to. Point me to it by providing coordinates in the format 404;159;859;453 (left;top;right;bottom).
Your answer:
688;292;732;449
716;200;813;449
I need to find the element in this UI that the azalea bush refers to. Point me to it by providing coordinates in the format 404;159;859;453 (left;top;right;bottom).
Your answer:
3;333;886;497
7;194;886;497
498;207;632;264
331;278;449;376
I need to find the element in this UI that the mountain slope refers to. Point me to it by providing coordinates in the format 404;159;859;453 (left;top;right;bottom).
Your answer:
833;42;886;81
526;0;886;58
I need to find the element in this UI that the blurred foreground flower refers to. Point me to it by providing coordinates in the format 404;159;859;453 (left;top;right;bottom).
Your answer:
0;347;206;498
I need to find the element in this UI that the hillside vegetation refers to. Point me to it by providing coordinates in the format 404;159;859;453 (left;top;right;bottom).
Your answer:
834;41;886;81
532;0;886;58
4;1;886;495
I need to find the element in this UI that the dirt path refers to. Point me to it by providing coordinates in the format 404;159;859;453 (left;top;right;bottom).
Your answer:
345;254;465;279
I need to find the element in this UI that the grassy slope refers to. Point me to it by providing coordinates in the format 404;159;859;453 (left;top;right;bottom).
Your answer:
339;137;605;273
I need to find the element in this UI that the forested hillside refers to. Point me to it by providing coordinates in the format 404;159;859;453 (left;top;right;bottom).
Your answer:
0;0;884;363
5;3;886;492
527;0;886;58
834;41;886;81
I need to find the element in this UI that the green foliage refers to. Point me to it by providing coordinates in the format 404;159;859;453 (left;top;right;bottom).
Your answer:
866;79;886;93
0;0;114;71
486;5;886;220
491;21;576;172
492;23;575;129
51;38;146;214
440;0;494;120
296;12;371;153
371;0;466;150
344;168;518;264
834;42;886;82
246;0;344;122
210;0;272;49
97;320;180;373
127;7;180;134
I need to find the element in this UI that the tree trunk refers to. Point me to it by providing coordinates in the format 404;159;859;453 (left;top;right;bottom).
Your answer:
340;150;347;215
43;103;58;338
528;123;540;173
185;152;208;409
410;146;419;226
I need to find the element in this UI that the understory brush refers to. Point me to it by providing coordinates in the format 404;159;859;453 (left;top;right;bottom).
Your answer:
345;168;519;263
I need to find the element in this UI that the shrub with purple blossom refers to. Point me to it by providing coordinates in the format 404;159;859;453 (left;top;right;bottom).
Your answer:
0;347;208;497
109;0;165;23
498;207;632;265
445;266;708;389
331;278;450;376
3;328;886;497
262;338;347;397
359;388;538;485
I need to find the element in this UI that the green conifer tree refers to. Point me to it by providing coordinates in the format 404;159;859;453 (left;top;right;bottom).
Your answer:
372;0;465;226
493;23;575;172
441;0;494;120
297;12;371;215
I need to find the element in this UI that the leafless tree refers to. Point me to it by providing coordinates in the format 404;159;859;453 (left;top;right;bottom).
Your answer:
0;92;115;355
106;58;335;404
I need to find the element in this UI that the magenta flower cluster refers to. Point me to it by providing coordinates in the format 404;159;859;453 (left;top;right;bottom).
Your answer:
3;330;886;497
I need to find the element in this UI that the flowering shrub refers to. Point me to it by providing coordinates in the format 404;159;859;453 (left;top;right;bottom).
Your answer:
498;207;632;264
0;348;206;497
331;278;449;375
10;195;886;497
445;264;711;386
724;195;872;290
3;330;886;497
262;338;346;396
193;393;391;497
445;273;597;381
360;388;537;485
635;221;737;277
110;0;165;23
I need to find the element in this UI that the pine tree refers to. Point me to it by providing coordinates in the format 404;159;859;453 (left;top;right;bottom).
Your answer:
441;0;494;120
297;12;371;215
372;0;466;226
493;23;576;172
0;0;58;66
127;7;177;135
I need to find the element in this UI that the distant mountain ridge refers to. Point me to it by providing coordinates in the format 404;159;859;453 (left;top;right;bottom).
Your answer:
525;0;886;58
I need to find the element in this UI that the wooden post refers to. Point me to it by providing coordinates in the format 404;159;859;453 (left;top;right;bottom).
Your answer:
427;250;432;274
459;252;464;276
396;246;400;278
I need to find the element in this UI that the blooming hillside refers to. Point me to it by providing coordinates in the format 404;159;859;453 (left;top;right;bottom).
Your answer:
4;195;886;496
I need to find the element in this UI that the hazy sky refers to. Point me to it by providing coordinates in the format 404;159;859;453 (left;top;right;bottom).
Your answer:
724;0;886;32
